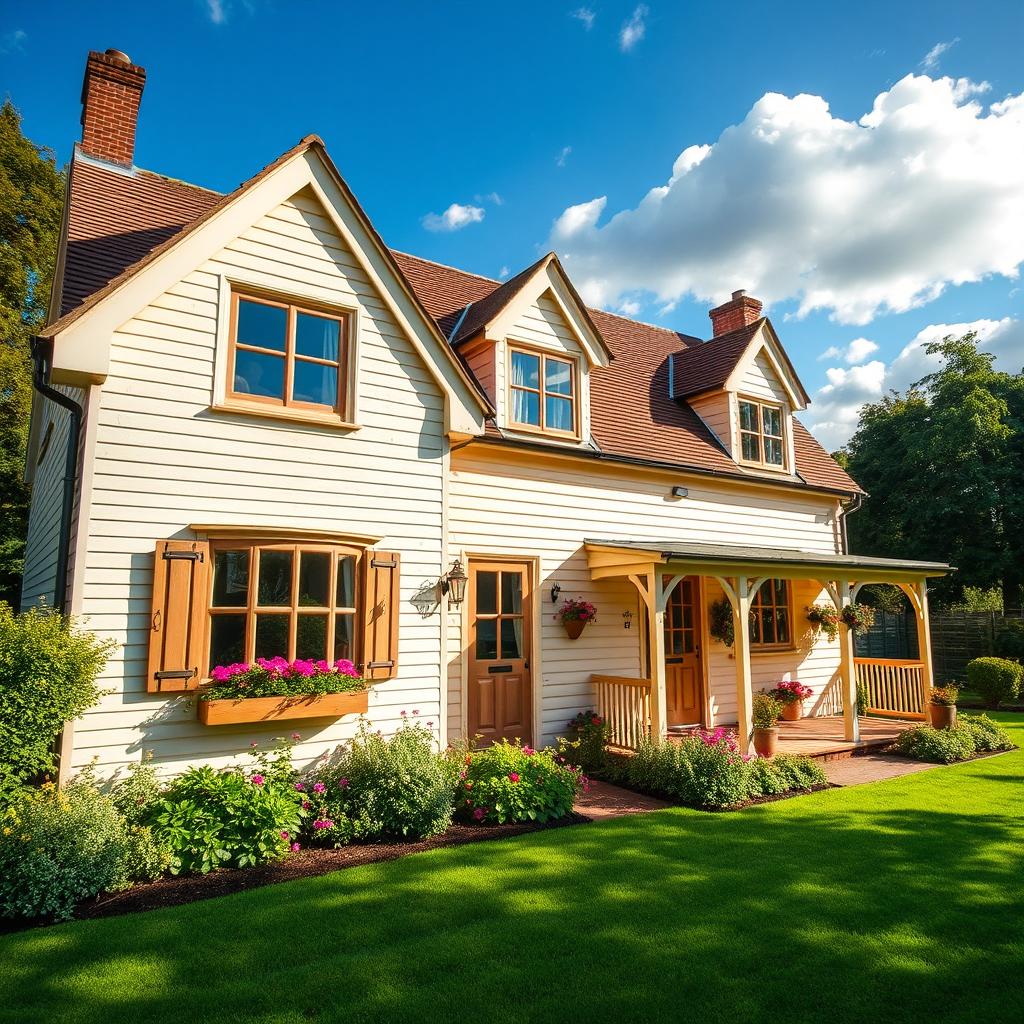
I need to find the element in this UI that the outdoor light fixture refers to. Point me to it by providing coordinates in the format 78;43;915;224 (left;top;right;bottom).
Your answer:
671;485;689;498
441;559;468;608
550;583;562;603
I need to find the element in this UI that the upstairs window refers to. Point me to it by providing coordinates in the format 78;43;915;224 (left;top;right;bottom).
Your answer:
738;398;785;468
509;346;577;436
229;292;349;418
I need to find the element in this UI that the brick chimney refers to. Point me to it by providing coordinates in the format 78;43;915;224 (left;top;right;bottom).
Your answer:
708;289;763;337
80;49;146;167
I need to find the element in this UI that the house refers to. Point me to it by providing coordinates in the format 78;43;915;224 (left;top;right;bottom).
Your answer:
23;50;950;781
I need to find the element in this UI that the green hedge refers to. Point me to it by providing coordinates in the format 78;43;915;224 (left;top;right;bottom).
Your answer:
966;657;1023;708
893;714;1014;764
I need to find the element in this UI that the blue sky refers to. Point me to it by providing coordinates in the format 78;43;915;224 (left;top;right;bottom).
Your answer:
3;1;1023;448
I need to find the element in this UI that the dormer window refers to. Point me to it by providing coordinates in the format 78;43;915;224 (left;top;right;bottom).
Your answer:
739;398;785;468
509;346;578;437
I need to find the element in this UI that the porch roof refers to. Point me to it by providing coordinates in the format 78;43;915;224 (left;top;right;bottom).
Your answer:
584;539;952;583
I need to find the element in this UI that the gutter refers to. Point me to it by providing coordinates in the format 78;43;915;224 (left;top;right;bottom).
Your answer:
30;336;83;615
838;493;863;555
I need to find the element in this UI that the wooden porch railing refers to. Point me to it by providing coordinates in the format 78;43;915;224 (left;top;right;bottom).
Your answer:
592;674;652;751
854;658;927;720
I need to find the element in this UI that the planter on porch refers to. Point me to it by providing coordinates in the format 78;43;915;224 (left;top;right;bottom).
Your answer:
927;703;957;730
753;727;779;757
780;700;804;722
198;690;369;726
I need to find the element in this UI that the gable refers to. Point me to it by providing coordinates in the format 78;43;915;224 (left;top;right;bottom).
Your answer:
507;289;584;356
44;141;488;436
724;323;809;411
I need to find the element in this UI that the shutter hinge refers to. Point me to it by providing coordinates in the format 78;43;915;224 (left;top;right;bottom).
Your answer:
154;668;198;681
370;558;397;568
366;660;395;670
163;549;205;563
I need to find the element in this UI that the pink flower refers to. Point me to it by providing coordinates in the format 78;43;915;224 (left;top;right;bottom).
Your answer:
302;801;311;810
313;782;326;794
522;746;535;756
290;842;301;852
251;774;265;786
280;831;290;840
294;782;305;792
400;710;407;717
473;808;485;821
313;819;334;830
508;772;520;783
335;659;358;677
459;770;467;780
339;778;350;788
412;709;420;716
250;741;258;749
291;732;301;741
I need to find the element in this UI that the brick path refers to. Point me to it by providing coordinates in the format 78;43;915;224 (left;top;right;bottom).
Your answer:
575;779;671;819
820;753;936;786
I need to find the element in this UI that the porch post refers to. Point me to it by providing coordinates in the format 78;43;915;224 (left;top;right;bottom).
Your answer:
914;579;935;698
647;570;668;742
733;576;754;756
838;580;860;742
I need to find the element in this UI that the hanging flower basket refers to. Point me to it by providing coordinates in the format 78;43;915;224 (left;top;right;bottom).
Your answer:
840;603;876;635
555;598;596;640
806;603;840;642
197;657;368;726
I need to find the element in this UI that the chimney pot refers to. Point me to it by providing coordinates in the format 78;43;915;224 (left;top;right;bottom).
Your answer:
708;289;763;338
80;49;146;167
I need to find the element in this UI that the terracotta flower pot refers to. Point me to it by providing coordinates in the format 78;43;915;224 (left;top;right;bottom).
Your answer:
781;700;804;722
563;618;586;640
928;703;957;730
753;726;778;758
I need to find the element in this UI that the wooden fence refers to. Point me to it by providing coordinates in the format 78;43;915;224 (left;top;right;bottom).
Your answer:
854;658;927;719
929;609;1024;681
592;674;652;752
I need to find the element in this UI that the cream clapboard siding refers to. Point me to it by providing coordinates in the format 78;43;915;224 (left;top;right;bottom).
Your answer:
447;445;843;747
738;351;788;403
71;187;448;778
688;391;732;452
21;388;83;610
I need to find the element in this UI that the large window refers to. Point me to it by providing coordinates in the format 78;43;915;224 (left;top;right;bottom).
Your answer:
509;346;577;436
207;541;360;671
750;578;792;649
229;292;349;417
738;398;785;468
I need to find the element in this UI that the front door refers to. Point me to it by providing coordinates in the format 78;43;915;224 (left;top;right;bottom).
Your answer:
467;561;533;746
665;577;704;727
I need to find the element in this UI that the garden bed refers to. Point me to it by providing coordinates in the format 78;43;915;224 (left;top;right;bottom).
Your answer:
0;812;590;933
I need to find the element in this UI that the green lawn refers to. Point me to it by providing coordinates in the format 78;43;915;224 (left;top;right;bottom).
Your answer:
2;716;1023;1024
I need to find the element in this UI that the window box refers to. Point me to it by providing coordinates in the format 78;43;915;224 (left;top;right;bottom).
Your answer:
197;689;369;726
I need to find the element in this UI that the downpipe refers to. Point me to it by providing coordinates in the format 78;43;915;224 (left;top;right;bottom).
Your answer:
839;493;863;555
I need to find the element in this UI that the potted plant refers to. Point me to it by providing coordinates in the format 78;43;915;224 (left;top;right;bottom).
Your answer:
555;598;596;640
770;680;814;721
927;684;959;730
709;597;735;647
197;657;369;725
806;603;840;642
752;691;783;758
840;603;876;635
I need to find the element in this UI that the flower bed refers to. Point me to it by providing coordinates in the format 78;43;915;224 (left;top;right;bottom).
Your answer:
891;713;1015;763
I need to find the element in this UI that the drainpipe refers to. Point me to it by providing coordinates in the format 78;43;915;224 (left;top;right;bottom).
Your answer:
839;493;863;555
30;336;83;615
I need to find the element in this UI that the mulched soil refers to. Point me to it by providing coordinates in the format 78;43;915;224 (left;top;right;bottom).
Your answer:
0;813;591;934
590;773;837;812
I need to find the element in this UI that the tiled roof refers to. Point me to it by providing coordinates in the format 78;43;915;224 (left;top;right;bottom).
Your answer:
52;152;861;495
669;320;764;398
449;254;549;344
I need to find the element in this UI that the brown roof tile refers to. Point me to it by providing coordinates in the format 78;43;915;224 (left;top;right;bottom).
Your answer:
53;152;860;495
669;320;764;398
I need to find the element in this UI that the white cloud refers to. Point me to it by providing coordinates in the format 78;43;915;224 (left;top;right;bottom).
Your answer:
499;266;510;279
0;29;26;53
619;5;648;52
618;299;642;316
818;337;879;364
422;203;486;232
204;0;227;23
556;145;572;167
475;191;503;206
570;7;595;30
549;75;1024;325
921;38;959;70
806;318;1024;449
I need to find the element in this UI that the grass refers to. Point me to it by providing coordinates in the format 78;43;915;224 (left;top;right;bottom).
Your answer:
2;715;1023;1024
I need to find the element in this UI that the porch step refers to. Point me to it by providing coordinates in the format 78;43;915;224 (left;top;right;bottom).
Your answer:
801;737;897;763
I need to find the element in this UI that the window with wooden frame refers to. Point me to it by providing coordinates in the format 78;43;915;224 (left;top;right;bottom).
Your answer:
228;291;350;418
738;398;785;468
508;346;578;436
146;537;401;691
750;578;792;650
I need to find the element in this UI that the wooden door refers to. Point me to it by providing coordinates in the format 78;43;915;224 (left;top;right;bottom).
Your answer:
467;561;532;746
664;577;704;727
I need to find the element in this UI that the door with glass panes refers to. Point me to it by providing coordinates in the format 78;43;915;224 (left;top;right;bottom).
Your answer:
467;561;532;746
664;576;704;727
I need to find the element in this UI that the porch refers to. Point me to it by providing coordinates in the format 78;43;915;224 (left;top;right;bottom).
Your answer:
587;538;951;757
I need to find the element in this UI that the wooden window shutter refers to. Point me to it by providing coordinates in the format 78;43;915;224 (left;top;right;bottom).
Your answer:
147;539;210;693
362;550;400;681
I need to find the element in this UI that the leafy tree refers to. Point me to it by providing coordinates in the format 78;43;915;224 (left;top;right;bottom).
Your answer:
840;333;1024;607
0;100;65;605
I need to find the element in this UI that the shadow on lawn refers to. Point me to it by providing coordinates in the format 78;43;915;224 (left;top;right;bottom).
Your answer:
3;786;1024;1024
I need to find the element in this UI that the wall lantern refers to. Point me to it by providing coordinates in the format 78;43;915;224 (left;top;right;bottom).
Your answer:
550;583;562;604
441;559;469;608
670;485;689;498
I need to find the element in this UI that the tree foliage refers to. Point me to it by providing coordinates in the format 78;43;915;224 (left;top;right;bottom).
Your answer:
0;99;65;606
840;333;1024;606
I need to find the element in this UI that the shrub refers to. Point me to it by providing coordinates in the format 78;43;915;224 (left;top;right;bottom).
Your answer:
559;710;611;773
457;740;581;825
748;754;827;797
966;656;1023;708
0;604;114;806
928;685;959;706
149;739;305;873
958;713;1014;753
893;725;977;763
993;619;1024;661
0;771;161;921
305;718;456;844
752;692;783;729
